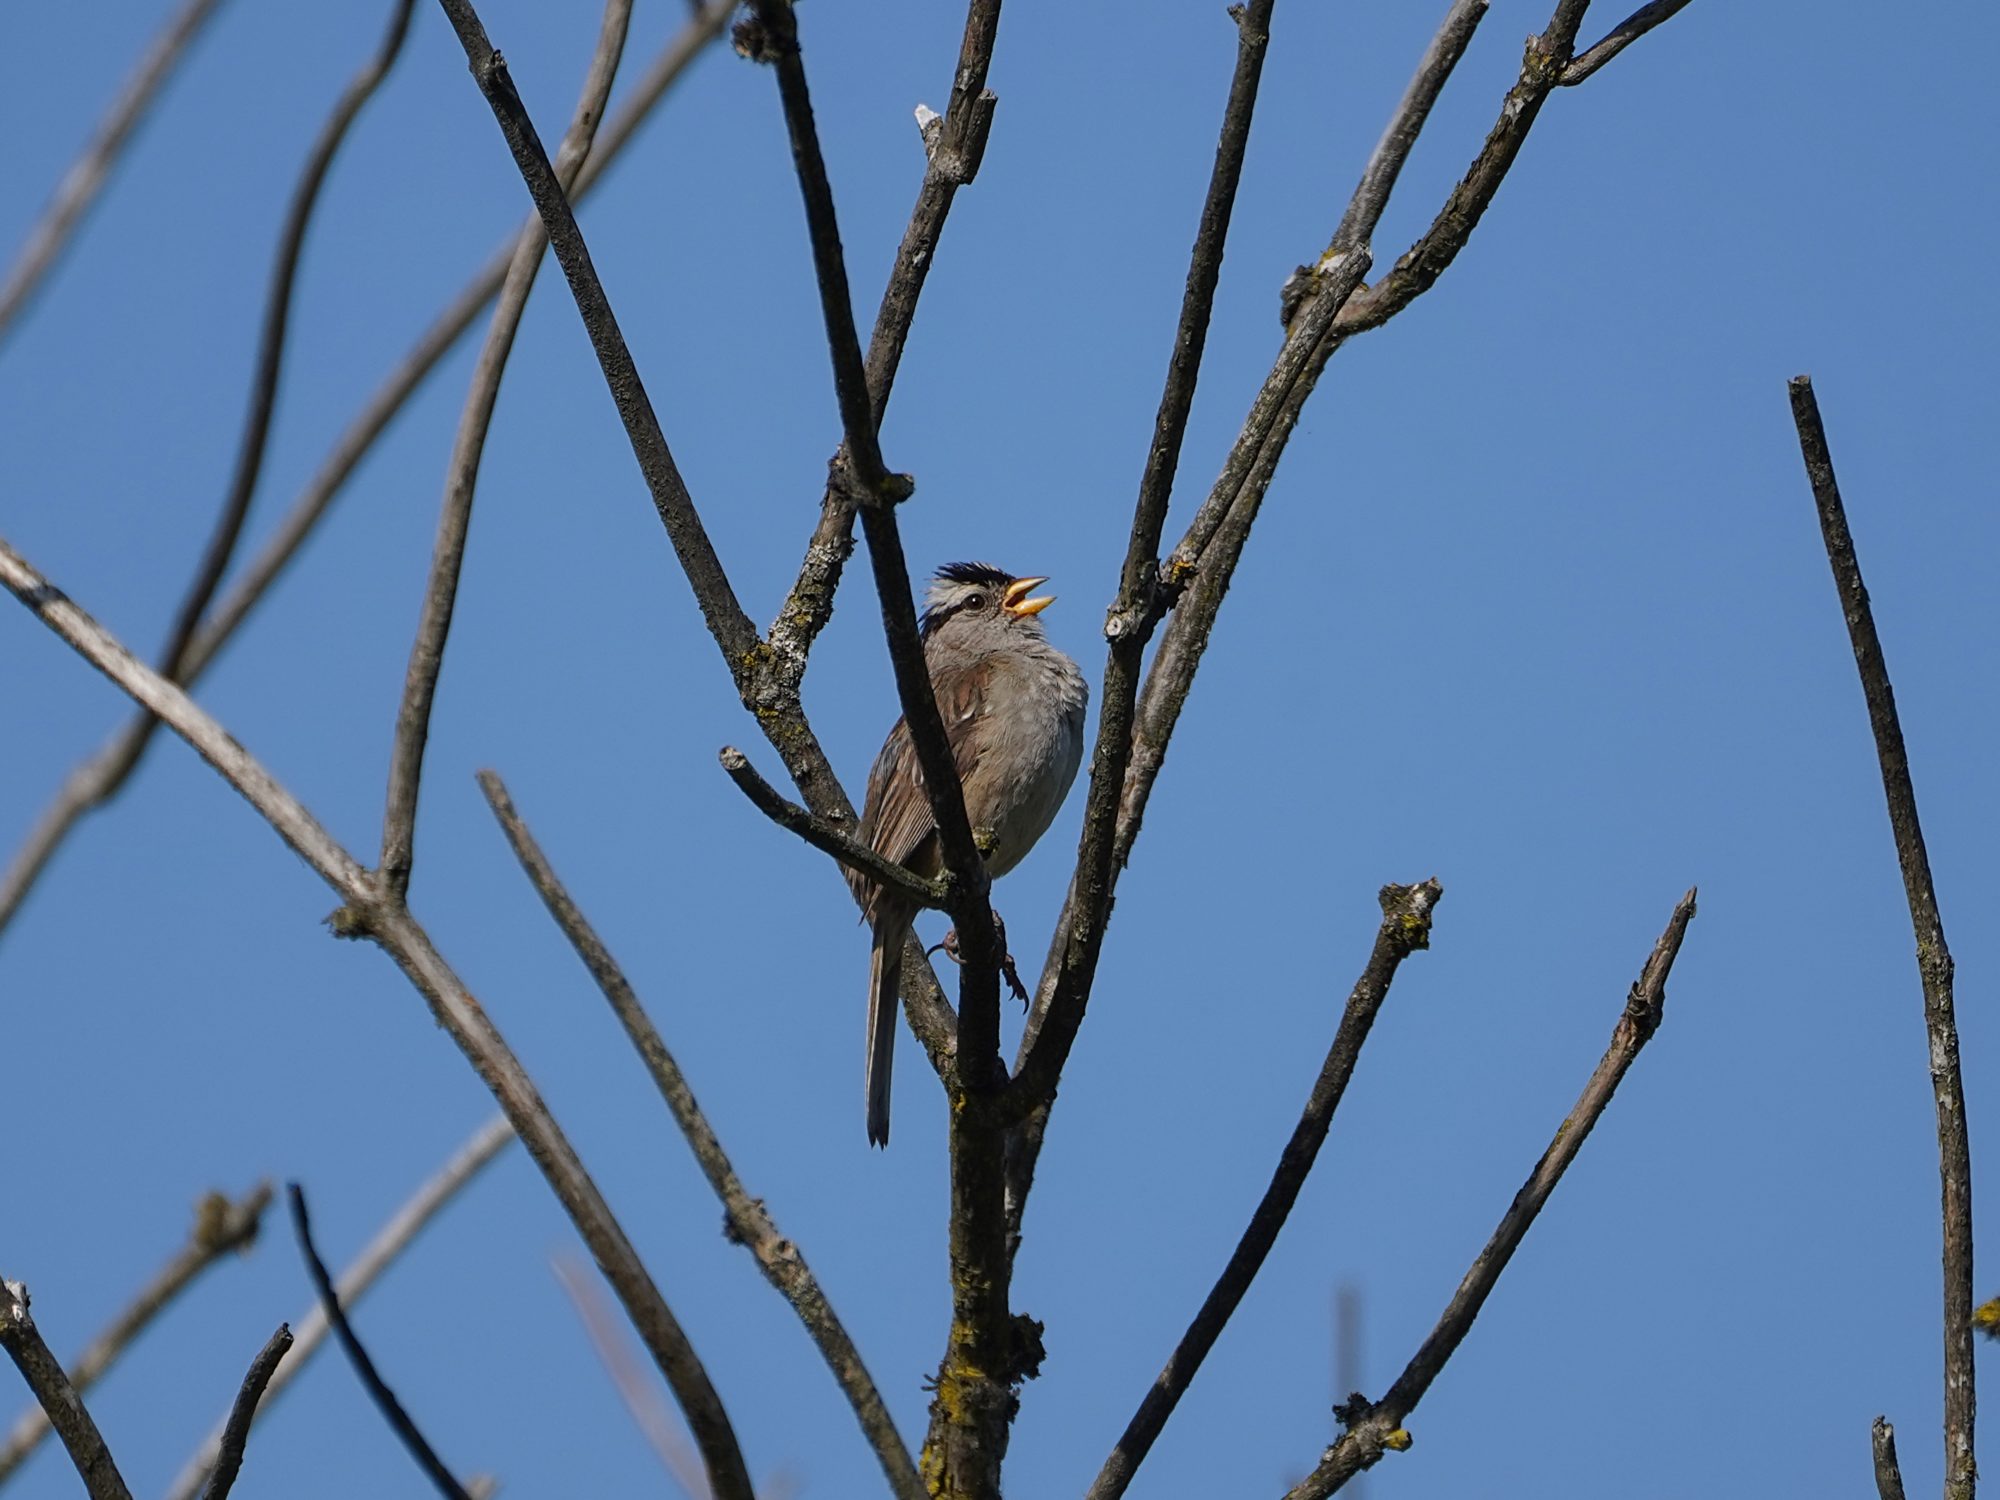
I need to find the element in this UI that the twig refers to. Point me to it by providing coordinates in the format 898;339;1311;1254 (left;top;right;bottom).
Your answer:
289;1185;470;1499
380;0;632;897
552;1255;708;1499
0;1182;270;1486
0;537;754;1500
744;0;996;989
0;0;227;346
0;1280;131;1500
1563;0;1695;85
477;770;925;1500
1790;374;1975;1500
1286;890;1697;1497
199;1325;292;1500
164;1116;515;1500
1087;882;1441;1500
717;748;951;911
1872;1416;1908;1500
0;2;736;943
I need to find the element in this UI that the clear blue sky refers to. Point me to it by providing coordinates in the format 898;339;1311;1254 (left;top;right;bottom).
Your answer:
2;2;1995;1496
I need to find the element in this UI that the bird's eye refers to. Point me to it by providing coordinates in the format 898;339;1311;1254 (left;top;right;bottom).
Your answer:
965;592;986;610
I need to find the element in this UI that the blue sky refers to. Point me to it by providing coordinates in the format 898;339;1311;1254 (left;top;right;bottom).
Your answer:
1;2;1995;1497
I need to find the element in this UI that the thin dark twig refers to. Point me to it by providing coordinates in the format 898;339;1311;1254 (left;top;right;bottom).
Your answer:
432;0;757;663
1563;0;1692;84
718;748;950;910
380;0;631;897
0;537;753;1500
1872;1416;1908;1500
199;1325;293;1500
288;1186;471;1500
1088;882;1441;1500
0;0;227;346
0;1280;132;1500
0;4;736;943
1287;890;1697;1498
744;0;996;1000
0;1182;270;1485
1790;374;1974;1500
478;772;925;1500
164;1118;514;1500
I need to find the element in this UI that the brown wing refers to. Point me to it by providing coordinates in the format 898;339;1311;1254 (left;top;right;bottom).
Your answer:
850;660;995;920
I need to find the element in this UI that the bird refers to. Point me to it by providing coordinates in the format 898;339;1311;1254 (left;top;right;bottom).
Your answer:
848;562;1089;1146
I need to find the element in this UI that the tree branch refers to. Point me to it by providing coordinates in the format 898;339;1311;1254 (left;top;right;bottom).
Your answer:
0;0;227;346
477;771;925;1500
718;748;952;912
0;1280;131;1500
164;1116;515;1500
1872;1416;1908;1500
380;0;632;898
288;1186;471;1500
1088;881;1441;1500
0;1182;270;1486
1286;889;1697;1497
0;3;736;943
1790;374;1974;1500
199;1325;293;1500
0;536;754;1500
1562;0;1694;85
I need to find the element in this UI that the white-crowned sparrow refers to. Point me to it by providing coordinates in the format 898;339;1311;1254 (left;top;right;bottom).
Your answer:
848;563;1089;1145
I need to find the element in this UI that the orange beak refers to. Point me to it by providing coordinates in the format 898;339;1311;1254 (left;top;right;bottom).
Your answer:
1003;576;1055;617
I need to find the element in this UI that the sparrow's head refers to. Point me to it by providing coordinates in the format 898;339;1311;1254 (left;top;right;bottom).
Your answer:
920;562;1056;644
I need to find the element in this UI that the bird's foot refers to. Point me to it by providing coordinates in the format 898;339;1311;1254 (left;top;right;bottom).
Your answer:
926;914;1031;1007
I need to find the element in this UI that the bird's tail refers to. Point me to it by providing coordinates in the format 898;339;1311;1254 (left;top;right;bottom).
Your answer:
865;924;903;1147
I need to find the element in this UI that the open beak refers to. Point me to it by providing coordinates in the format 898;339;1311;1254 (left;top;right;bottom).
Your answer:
1003;576;1055;617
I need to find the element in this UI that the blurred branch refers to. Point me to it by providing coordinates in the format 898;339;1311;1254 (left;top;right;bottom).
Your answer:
1286;889;1697;1497
1088;881;1440;1500
1871;1416;1907;1500
0;1181;269;1488
0;0;228;347
288;1185;471;1500
165;1116;514;1500
479;769;923;1499
0;536;753;1500
199;1324;292;1500
379;0;631;898
1789;374;1974;1500
0;1280;130;1500
718;748;952;912
0;1;736;945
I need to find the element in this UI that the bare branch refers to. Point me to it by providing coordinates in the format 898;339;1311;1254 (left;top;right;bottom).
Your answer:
0;4;736;943
478;771;925;1500
0;0;227;346
1563;0;1694;85
0;1280;131;1500
0;1182;270;1486
1872;1416;1908;1500
381;0;633;897
717;748;951;912
1790;374;1974;1500
165;1117;514;1500
1286;889;1697;1497
199;1325;292;1500
288;1185;472;1500
0;536;753;1500
742;0;998;1009
1088;881;1441;1500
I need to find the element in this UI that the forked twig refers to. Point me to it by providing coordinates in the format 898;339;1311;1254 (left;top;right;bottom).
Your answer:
1088;881;1441;1500
1287;890;1697;1496
1790;375;1974;1500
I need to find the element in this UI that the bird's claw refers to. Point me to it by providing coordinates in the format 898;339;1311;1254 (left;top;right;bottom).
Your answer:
926;917;1032;1008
